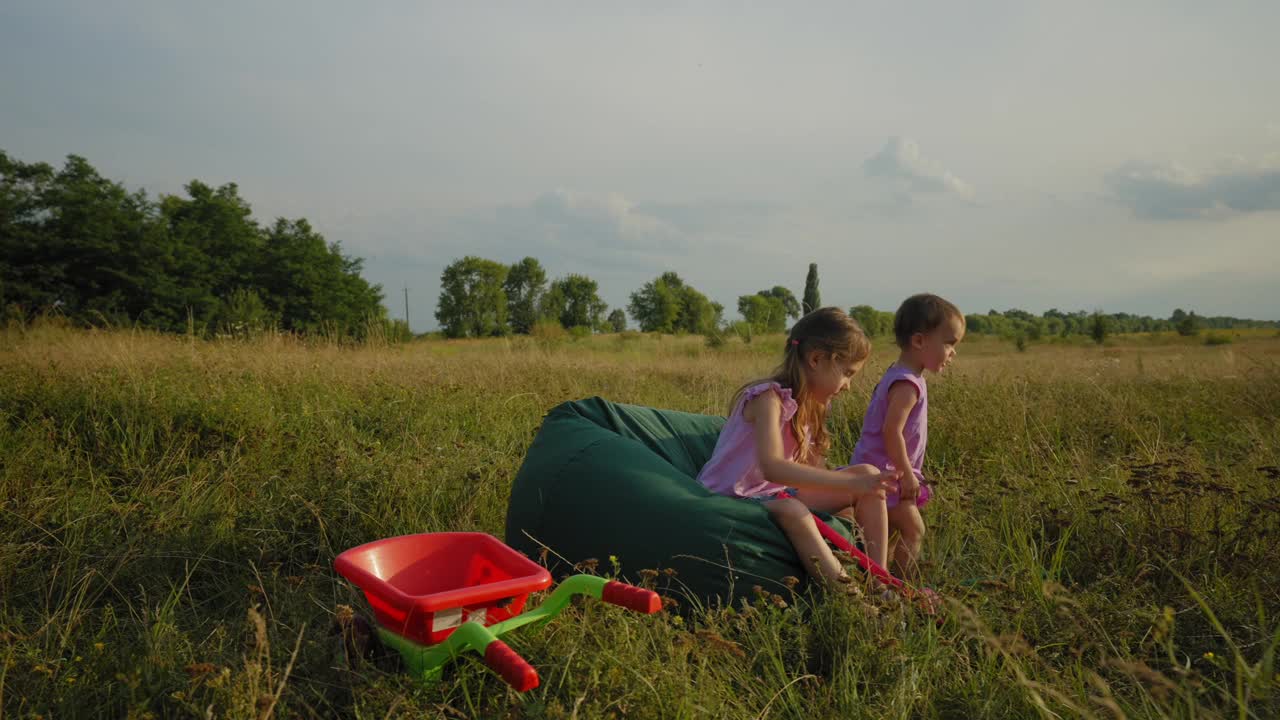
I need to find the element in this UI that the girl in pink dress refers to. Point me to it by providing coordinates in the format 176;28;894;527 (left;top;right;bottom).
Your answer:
697;307;898;586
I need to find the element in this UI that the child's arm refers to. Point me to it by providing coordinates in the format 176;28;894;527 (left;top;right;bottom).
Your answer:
746;391;896;495
881;381;920;500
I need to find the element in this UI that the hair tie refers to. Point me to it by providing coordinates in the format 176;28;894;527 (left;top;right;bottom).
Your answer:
789;338;800;346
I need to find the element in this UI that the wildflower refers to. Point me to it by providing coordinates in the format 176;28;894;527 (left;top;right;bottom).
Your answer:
1203;651;1215;660
782;576;800;590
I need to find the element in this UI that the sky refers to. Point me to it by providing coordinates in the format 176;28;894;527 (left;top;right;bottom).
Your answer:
3;1;1278;330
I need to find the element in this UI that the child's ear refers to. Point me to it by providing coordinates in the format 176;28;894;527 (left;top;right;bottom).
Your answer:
911;332;926;349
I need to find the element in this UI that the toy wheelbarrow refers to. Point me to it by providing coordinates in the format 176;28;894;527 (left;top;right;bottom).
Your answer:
334;532;661;691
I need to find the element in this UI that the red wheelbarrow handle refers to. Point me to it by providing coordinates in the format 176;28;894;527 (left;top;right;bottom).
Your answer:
484;638;539;692
811;513;903;590
602;581;662;613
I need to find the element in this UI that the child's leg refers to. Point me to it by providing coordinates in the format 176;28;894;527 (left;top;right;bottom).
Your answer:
762;497;846;583
795;464;890;569
887;502;926;581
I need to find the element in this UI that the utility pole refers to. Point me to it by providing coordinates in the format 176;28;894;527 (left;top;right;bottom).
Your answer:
403;286;410;331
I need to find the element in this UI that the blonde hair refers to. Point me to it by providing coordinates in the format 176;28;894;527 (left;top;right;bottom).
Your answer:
730;306;871;463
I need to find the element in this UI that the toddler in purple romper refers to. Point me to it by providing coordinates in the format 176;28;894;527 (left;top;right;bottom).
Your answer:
851;364;931;508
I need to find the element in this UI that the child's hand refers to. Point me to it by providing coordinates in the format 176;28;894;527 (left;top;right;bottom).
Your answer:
846;468;899;498
899;470;920;501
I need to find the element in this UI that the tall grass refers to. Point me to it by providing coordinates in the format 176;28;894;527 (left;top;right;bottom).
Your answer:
2;320;1278;718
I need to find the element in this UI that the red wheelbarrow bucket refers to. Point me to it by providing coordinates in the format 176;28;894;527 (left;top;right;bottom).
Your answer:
334;532;553;646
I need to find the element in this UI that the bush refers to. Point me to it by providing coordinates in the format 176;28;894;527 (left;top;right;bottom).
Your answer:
1204;333;1233;346
704;329;728;350
530;320;568;347
568;325;593;340
728;320;754;344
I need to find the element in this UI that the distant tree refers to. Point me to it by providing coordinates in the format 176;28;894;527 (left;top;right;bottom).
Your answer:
255;217;384;334
435;256;509;338
1176;311;1200;337
503;257;547;334
964;314;990;334
607;308;627;333
1;153;161;325
739;294;787;333
802;263;821;314
629;272;718;334
156;180;266;330
544;274;607;330
762;286;801;319
1090;311;1108;345
628;273;682;332
849;304;884;336
0;149;388;337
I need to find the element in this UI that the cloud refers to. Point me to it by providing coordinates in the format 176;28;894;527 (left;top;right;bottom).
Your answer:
863;137;974;199
523;189;683;251
1106;160;1280;220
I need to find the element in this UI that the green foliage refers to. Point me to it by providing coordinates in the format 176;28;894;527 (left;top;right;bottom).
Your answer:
761;285;801;319
435;256;509;338
0;150;385;336
212;288;275;338
1178;311;1202;337
607;308;627;333
503;257;547;334
530;319;568;345
628;272;719;334
256;218;384;334
704;326;728;349
849;304;894;337
727;319;754;343
543;274;607;331
802;263;820;313
1090;311;1109;344
1204;332;1232;346
738;293;787;333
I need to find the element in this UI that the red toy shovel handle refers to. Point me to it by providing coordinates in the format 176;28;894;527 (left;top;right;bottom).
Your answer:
484;639;539;692
602;581;662;614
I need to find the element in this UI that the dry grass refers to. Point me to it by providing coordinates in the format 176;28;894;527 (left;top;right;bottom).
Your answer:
2;320;1278;718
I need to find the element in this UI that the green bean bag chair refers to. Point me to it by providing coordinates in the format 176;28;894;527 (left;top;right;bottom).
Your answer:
504;397;859;607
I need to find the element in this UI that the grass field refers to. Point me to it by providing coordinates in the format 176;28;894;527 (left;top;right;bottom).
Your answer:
2;320;1278;718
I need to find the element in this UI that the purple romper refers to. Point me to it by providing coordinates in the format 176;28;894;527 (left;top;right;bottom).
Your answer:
851;364;932;508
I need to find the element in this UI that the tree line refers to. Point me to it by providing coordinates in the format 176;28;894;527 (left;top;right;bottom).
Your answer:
849;305;1276;344
1;151;390;337
5;151;1273;341
434;259;828;339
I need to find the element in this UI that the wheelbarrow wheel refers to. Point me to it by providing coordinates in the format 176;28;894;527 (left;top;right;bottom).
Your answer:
333;609;399;672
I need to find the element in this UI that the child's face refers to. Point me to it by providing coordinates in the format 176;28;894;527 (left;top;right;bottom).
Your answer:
806;352;865;402
912;314;965;373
